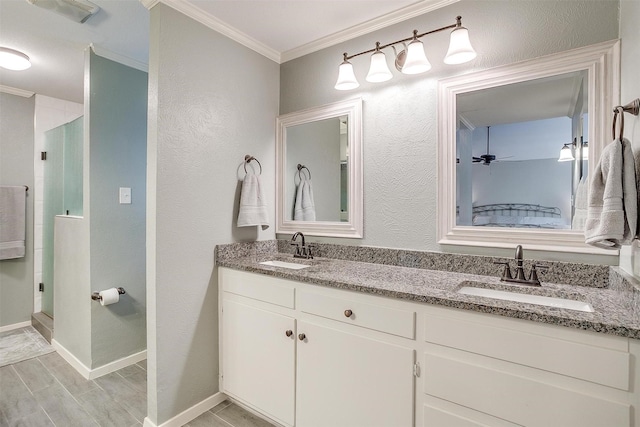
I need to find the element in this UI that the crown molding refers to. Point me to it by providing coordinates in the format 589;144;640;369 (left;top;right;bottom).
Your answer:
88;44;149;72
281;0;460;63
140;0;159;9
0;85;35;98
140;0;457;64
154;0;281;63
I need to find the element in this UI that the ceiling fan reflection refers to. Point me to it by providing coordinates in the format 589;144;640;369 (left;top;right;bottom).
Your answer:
472;126;512;165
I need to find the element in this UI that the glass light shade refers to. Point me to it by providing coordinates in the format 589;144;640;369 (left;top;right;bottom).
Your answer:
558;145;575;162
366;51;392;83
335;60;359;90
444;27;477;65
0;47;31;71
401;40;431;75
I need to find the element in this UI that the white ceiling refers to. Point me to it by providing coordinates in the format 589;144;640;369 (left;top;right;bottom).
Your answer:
0;0;451;103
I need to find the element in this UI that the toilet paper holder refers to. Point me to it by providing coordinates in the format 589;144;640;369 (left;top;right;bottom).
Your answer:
91;287;126;301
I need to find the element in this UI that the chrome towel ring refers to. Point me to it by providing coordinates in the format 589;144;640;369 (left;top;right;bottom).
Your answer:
244;154;262;175
297;164;311;180
612;98;639;141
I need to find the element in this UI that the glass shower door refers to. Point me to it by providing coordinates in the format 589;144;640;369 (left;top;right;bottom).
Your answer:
42;127;64;317
63;117;83;216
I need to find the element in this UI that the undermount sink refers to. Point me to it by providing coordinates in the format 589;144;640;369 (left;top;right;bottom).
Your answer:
259;260;310;270
458;286;594;313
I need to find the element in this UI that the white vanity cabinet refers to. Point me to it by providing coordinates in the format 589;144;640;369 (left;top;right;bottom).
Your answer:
295;287;416;427
219;267;416;427
220;269;297;426
420;305;639;427
219;267;640;427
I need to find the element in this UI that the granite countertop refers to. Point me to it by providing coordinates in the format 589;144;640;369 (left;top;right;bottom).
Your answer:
218;252;640;340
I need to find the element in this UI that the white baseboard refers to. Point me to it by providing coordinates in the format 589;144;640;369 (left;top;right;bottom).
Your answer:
89;350;147;380
142;392;227;427
0;321;31;333
52;339;147;380
52;339;92;379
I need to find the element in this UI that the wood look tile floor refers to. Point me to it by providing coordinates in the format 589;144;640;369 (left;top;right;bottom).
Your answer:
0;352;276;427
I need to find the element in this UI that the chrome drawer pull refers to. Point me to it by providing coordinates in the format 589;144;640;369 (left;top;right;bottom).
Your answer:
344;309;353;318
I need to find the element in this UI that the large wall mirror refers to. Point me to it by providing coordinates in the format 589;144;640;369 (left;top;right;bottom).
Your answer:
437;40;620;254
276;98;363;238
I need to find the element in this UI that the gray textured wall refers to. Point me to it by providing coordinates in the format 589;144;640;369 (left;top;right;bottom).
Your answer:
279;0;619;262
88;52;148;368
0;93;34;327
619;0;640;274
147;4;279;424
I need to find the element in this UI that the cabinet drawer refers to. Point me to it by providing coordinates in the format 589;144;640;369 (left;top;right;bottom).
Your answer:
424;311;630;390
424;352;630;427
298;290;415;338
220;267;295;308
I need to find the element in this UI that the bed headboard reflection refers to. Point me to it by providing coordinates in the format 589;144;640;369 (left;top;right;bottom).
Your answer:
472;203;569;229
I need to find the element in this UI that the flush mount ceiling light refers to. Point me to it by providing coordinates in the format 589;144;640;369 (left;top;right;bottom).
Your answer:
0;47;31;71
26;0;100;24
335;16;476;90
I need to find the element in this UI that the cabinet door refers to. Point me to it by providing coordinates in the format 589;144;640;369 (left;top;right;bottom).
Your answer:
222;298;296;426
296;320;415;427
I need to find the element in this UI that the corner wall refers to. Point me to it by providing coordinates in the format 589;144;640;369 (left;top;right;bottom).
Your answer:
52;51;148;371
0;92;34;328
146;4;279;424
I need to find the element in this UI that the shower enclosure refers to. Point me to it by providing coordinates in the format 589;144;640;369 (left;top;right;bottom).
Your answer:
41;116;83;317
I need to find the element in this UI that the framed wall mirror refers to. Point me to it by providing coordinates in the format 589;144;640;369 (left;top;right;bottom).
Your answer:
276;98;363;238
437;40;620;254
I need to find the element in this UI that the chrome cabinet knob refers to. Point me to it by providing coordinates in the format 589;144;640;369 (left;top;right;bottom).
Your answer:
298;333;306;341
285;330;293;337
344;309;353;318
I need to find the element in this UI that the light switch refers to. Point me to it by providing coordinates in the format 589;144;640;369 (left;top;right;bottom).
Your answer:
119;187;131;204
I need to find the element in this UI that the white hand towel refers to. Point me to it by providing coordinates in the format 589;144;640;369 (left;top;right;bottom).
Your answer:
294;177;316;221
585;138;637;248
0;186;26;260
237;171;269;229
572;177;588;230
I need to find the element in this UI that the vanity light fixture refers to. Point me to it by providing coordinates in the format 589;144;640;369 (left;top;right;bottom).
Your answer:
0;47;31;71
365;43;393;83
557;143;575;162
335;15;476;90
557;138;588;162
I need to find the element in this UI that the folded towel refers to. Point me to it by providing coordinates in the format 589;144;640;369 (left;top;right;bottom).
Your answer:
0;186;26;260
294;177;316;221
237;171;269;229
585;138;637;248
572;177;588;230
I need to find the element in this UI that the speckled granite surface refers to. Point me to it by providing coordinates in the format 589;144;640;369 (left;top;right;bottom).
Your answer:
274;240;611;288
215;241;640;340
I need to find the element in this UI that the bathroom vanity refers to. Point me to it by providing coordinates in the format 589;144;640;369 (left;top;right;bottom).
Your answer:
217;242;640;427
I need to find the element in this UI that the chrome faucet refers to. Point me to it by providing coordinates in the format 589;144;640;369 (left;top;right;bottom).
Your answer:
493;245;547;286
291;232;314;259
